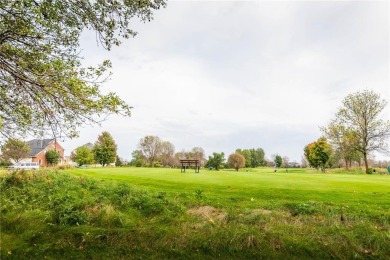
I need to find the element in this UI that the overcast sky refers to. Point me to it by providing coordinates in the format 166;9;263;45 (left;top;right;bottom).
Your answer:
63;0;390;162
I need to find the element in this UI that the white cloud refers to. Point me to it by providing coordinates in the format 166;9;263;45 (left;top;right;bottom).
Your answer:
62;1;389;162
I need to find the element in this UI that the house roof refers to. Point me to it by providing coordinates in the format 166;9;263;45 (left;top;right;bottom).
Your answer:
27;139;54;157
82;143;94;150
71;143;94;155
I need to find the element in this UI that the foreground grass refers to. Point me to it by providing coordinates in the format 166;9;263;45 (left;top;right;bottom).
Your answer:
1;168;389;259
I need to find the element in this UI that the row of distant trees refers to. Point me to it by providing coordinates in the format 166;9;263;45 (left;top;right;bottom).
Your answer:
304;90;390;173
130;139;292;171
206;152;293;171
205;149;267;171
130;136;206;167
0;131;284;170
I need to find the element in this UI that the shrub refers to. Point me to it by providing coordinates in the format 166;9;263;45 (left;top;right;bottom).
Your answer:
0;159;12;167
56;164;73;170
228;153;246;171
195;189;203;200
286;203;317;216
45;150;61;165
53;204;89;226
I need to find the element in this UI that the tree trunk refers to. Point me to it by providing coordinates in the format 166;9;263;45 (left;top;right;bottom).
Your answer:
363;152;369;174
150;159;154;167
344;158;348;169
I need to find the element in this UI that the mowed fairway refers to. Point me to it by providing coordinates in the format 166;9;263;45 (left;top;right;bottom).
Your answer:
68;167;390;211
1;167;389;259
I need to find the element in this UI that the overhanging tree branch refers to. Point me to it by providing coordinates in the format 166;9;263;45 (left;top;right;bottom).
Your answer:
0;0;166;139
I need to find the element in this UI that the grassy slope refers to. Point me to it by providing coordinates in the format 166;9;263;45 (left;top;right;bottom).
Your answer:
1;167;389;259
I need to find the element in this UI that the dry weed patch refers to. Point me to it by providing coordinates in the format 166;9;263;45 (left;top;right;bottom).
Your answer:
187;206;227;223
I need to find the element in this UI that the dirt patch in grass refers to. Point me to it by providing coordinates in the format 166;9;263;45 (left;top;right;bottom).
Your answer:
251;209;273;215
248;208;290;217
187;206;227;222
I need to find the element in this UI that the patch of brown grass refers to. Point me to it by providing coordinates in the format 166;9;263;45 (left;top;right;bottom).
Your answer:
250;209;273;215
187;205;227;222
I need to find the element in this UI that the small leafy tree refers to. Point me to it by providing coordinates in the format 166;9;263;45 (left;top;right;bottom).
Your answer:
228;153;246;171
45;150;61;165
205;152;225;170
115;155;123;167
70;146;94;166
322;121;361;168
191;147;206;166
304;143;316;168
282;156;290;169
93;131;117;166
274;155;282;168
130;150;146;167
236;149;252;167
1;138;30;163
138;136;161;167
159;141;175;167
250;148;266;167
304;137;332;172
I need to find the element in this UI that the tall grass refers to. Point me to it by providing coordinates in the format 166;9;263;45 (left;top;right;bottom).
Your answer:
0;170;183;258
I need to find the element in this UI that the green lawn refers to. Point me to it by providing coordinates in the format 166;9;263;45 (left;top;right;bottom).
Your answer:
68;167;390;211
1;167;389;259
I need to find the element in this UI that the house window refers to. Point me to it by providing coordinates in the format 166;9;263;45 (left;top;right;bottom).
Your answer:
38;159;42;165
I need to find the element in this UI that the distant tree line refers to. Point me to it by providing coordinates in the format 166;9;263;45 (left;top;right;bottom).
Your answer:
129;137;274;171
129;135;206;168
0;135;296;170
235;148;266;167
